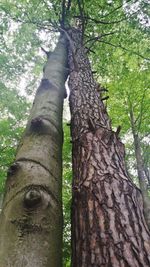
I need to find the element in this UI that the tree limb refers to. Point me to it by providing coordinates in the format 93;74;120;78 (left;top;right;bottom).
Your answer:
74;15;127;25
101;0;132;18
84;31;118;45
77;0;85;42
67;0;72;11
61;0;66;27
99;40;150;61
137;88;147;133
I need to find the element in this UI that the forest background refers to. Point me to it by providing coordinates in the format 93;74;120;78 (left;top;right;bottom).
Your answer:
0;0;150;266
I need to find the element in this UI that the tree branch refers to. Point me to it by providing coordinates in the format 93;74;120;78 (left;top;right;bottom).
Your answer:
74;15;127;25
1;5;56;31
67;0;72;11
99;40;150;61
84;32;118;54
77;0;85;42
101;0;132;18
84;31;118;45
61;0;66;27
137;88;147;133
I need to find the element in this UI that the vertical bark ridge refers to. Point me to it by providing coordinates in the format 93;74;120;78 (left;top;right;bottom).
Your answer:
68;28;150;267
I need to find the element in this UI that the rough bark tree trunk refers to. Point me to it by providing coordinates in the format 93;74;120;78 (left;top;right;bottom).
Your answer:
129;107;150;230
68;28;150;267
0;35;68;267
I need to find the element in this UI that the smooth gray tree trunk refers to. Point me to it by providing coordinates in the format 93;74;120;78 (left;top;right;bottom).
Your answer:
0;34;68;267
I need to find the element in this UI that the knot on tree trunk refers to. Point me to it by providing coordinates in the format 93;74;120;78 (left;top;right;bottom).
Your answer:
24;189;42;209
31;117;43;129
7;162;20;177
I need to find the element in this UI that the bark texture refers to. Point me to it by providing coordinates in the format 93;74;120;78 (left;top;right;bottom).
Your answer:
129;107;150;229
68;28;150;267
0;35;68;267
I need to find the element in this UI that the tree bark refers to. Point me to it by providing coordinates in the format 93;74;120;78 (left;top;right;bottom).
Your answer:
68;28;150;267
129;107;150;230
134;133;150;230
0;35;68;267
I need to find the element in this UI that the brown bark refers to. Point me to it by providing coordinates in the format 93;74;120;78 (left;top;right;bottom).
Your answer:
0;35;68;267
68;28;150;267
129;106;150;230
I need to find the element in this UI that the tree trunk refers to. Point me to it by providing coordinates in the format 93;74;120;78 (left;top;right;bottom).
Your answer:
0;35;68;267
134;133;150;230
129;107;150;229
68;28;150;267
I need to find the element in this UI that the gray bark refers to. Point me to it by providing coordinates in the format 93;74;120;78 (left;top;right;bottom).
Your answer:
0;35;68;267
129;106;150;230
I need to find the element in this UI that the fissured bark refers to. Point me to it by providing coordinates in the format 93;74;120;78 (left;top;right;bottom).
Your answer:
68;28;150;267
